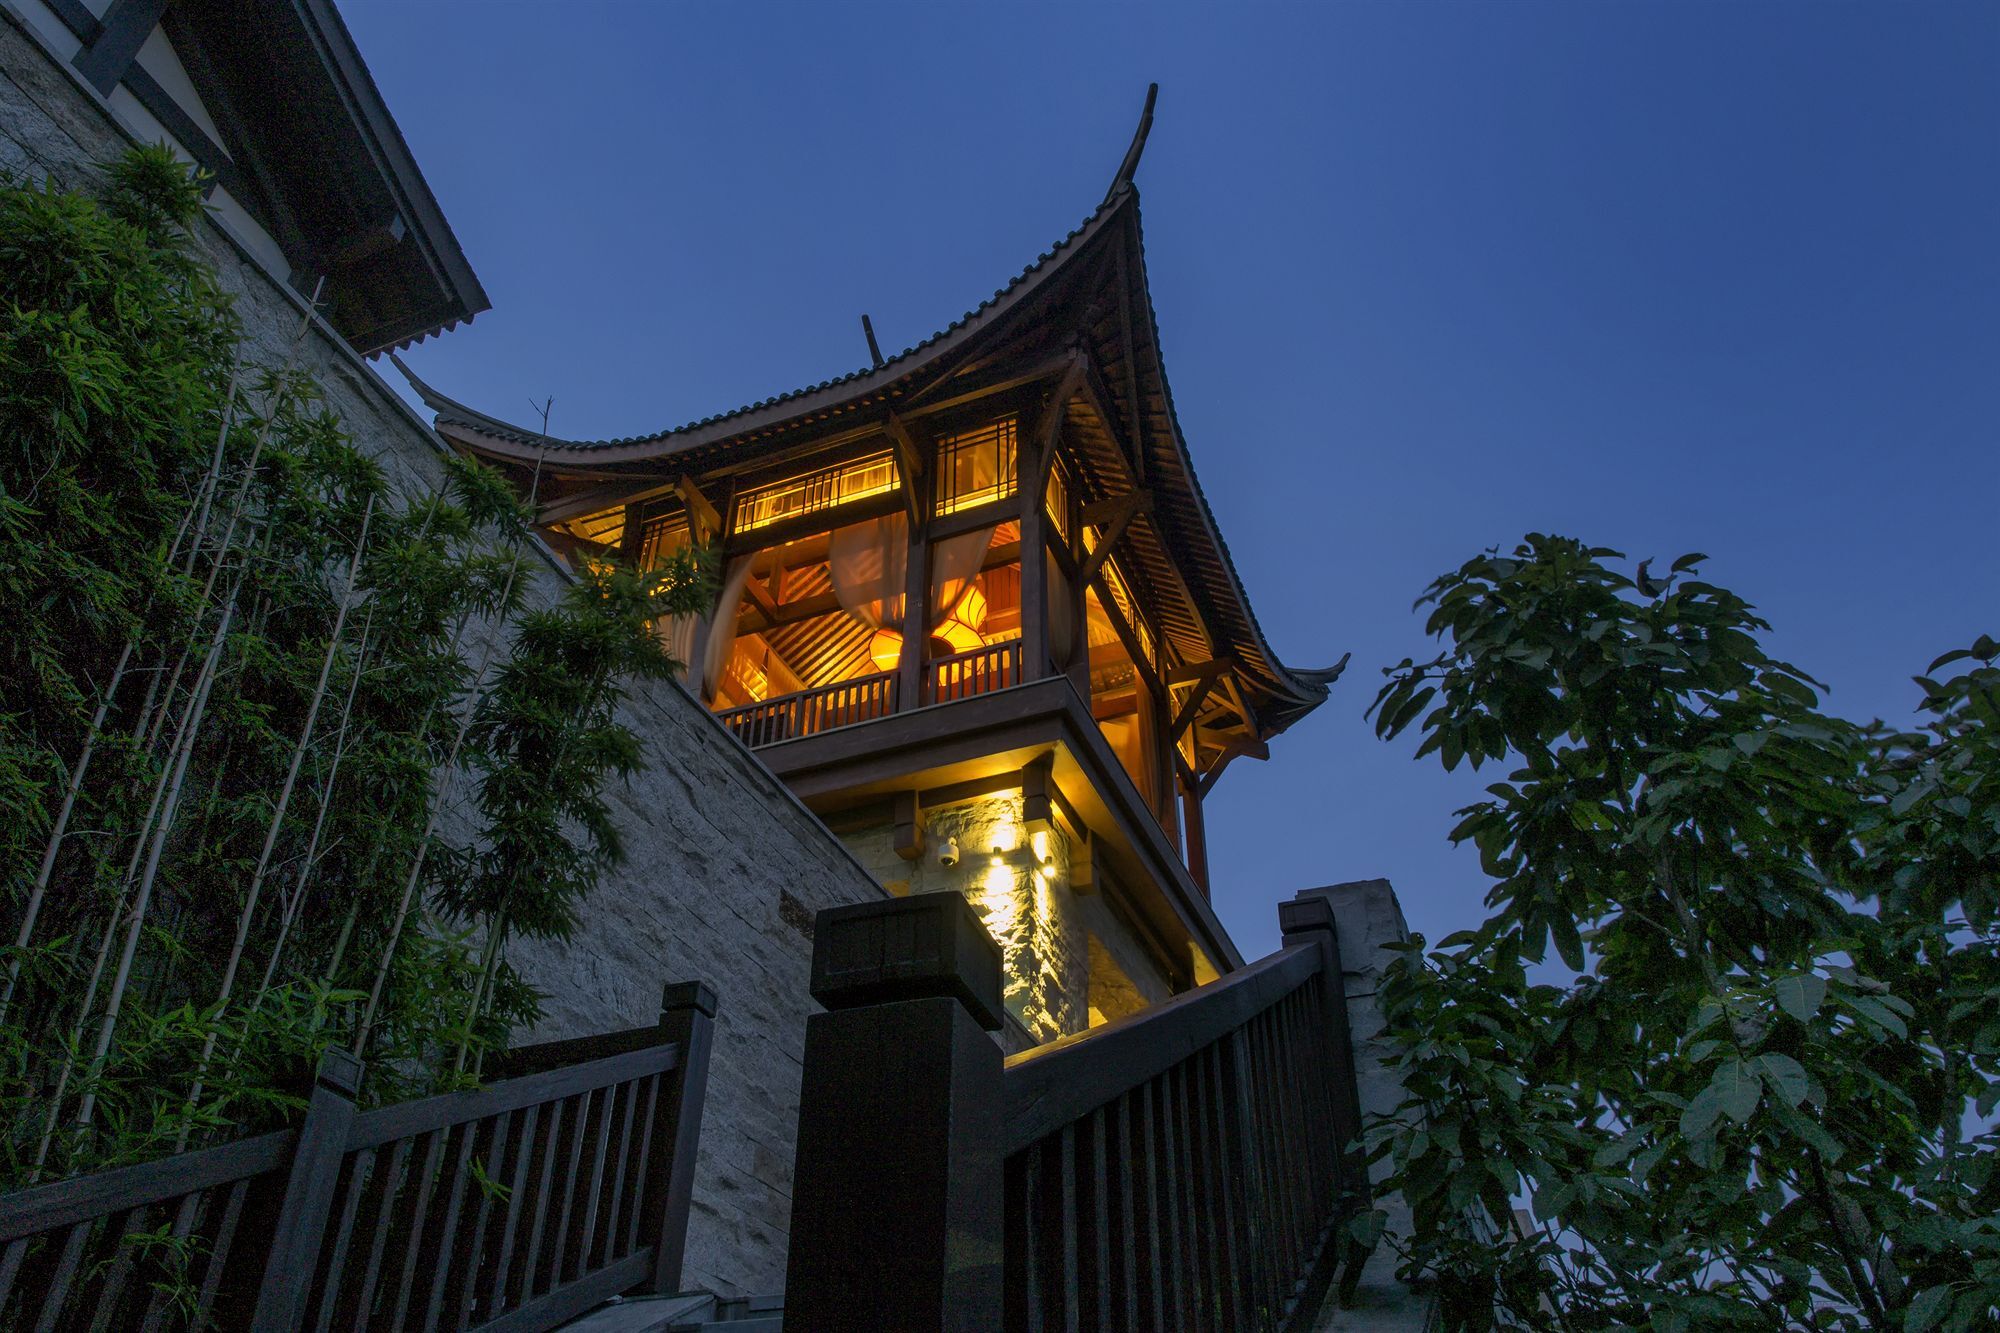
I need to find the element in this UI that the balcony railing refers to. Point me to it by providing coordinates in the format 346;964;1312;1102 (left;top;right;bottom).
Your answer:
715;640;1029;748
717;671;899;747
929;639;1022;704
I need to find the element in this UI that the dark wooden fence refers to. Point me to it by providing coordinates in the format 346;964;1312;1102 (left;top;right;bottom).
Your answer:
783;892;1366;1333
0;980;715;1333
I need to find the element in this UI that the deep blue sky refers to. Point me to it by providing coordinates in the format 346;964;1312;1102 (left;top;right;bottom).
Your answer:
350;2;2000;962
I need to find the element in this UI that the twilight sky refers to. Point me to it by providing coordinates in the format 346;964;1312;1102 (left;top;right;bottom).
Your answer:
350;1;2000;962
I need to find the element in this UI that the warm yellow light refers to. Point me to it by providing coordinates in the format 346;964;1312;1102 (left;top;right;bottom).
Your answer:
869;628;903;672
954;584;988;629
937;618;984;654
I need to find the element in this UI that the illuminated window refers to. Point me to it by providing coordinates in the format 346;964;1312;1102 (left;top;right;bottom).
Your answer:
736;450;899;533
1099;555;1157;670
935;418;1018;516
638;514;690;569
1044;457;1071;544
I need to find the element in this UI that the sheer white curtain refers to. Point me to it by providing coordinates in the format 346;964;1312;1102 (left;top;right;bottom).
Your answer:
929;526;993;629
829;514;908;630
694;555;756;702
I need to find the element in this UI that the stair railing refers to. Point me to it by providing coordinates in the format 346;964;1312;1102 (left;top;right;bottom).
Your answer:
783;892;1367;1333
0;979;716;1332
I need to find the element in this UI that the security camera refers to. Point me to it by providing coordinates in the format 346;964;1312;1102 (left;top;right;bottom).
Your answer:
938;836;960;869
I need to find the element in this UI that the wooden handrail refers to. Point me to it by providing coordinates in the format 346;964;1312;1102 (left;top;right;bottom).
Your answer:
0;979;717;1332
0;1129;295;1244
1001;942;1320;1152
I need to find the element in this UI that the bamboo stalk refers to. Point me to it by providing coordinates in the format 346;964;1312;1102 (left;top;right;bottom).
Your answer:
35;586;239;1172
1;372;244;1023
352;448;548;1061
177;499;376;1136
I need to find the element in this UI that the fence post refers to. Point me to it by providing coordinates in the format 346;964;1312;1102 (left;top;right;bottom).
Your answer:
782;892;1006;1333
249;1048;363;1333
647;979;718;1294
1279;890;1366;1198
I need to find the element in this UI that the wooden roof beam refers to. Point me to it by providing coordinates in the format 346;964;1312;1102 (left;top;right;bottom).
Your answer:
536;478;678;529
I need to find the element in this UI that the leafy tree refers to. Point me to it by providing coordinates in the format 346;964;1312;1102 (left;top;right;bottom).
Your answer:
1361;535;1998;1331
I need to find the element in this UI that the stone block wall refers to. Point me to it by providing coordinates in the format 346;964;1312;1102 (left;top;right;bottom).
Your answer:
0;11;885;1297
840;792;1172;1046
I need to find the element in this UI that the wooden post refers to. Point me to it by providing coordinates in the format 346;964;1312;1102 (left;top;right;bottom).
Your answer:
1019;415;1051;684
1278;893;1367;1209
783;893;1005;1332
900;496;931;711
647;980;717;1294
249;1048;363;1332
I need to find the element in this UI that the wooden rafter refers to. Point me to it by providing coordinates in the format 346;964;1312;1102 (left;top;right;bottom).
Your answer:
1113;236;1148;486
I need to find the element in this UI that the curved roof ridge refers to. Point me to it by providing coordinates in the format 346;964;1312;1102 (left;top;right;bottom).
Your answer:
1116;197;1347;723
395;192;1129;457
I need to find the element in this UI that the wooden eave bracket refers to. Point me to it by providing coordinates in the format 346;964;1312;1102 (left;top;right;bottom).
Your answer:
1197;734;1270;797
1168;659;1231;739
676;475;724;543
1031;352;1091;493
1076;490;1153;588
884;410;926;528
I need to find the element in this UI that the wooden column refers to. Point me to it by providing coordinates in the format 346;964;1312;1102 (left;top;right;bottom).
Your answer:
899;475;931;710
1182;773;1210;895
1018;410;1052;684
783;893;1005;1332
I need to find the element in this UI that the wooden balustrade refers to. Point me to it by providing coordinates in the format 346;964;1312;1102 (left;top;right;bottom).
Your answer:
783;891;1367;1333
716;670;897;747
929;639;1022;704
0;981;716;1333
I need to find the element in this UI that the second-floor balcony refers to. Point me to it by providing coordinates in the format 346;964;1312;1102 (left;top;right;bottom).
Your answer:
716;640;1023;747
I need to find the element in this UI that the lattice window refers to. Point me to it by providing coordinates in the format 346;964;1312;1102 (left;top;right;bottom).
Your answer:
1044;456;1072;544
736;450;899;533
935;418;1018;516
638;513;691;569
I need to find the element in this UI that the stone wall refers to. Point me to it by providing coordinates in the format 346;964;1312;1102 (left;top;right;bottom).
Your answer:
0;11;885;1297
840;792;1173;1047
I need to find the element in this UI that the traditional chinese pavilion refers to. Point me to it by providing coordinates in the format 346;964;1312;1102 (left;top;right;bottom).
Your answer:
401;90;1344;1047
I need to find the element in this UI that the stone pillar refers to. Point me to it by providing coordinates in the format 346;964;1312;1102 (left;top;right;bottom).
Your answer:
1286;878;1437;1329
782;893;1005;1332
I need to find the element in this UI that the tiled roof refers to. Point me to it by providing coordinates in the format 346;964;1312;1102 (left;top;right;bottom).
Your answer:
399;183;1345;732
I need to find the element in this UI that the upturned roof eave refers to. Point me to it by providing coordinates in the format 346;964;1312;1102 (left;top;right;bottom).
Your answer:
396;192;1133;466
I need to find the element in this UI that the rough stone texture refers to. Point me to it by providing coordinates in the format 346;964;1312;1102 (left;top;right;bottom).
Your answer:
0;13;885;1297
1294;879;1439;1333
840;793;1172;1045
